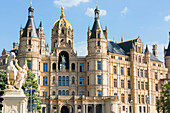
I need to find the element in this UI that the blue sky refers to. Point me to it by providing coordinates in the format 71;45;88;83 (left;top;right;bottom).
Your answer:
1;0;170;61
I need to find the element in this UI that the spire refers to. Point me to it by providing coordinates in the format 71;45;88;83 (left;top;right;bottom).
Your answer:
145;44;149;53
60;6;65;19
94;3;100;20
121;35;123;42
28;0;34;18
39;16;43;33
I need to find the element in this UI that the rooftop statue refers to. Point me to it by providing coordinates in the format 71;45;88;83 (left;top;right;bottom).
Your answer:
6;52;28;90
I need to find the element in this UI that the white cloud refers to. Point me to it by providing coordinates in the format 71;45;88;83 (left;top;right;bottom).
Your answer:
74;41;87;56
85;8;107;17
54;0;89;7
164;15;170;22
121;7;128;15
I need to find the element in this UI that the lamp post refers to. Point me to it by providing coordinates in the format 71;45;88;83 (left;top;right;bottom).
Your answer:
130;100;133;113
146;96;149;113
118;103;121;113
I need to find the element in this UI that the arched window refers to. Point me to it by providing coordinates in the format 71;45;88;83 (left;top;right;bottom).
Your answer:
71;63;75;72
62;90;65;95
58;76;61;86
62;28;64;34
52;91;55;96
68;40;71;46
66;76;69;86
62;76;65;86
72;77;75;84
58;90;61;95
72;91;75;95
66;90;69;95
52;63;56;71
53;76;55;84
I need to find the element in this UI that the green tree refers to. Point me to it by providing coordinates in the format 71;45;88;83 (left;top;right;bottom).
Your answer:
0;70;7;112
22;70;41;113
156;81;170;113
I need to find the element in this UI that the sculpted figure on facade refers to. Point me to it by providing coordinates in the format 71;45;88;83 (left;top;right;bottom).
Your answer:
6;52;27;90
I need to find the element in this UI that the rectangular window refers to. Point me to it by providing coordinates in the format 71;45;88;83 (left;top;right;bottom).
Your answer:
141;82;144;90
27;60;31;70
145;70;147;78
80;63;84;72
121;67;124;75
121;94;125;103
142;95;144;103
138;81;140;89
98;41;100;46
139;106;141;113
140;69;143;77
145;82;148;90
87;62;89;71
38;76;40;84
113;66;117;74
43;92;47;97
88;76;89;85
43;63;48;72
139;95;140;103
29;39;31;45
137;69;140;76
127;68;130;76
58;76;61;86
121;80;124;88
98;91;102;96
97;61;101;70
128;94;131;103
97;75;101;85
43;77;48;86
155;84;158;91
80;77;84;86
128;80;131;89
155;72;157;79
114;79;117;87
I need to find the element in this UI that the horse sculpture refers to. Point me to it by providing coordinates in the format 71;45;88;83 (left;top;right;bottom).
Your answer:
6;52;18;86
6;52;27;90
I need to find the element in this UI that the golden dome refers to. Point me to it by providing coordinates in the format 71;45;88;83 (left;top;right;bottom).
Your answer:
53;6;72;30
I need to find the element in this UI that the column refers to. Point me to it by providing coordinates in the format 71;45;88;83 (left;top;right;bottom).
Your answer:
74;104;77;113
102;104;104;113
110;104;113;113
86;104;88;113
70;106;72;113
58;104;60;113
82;104;85;113
50;104;53;113
94;104;96;113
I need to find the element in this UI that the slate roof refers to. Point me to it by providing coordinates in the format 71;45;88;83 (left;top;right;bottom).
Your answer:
150;53;162;62
165;41;170;56
117;38;138;53
90;19;105;39
22;17;38;38
107;41;126;55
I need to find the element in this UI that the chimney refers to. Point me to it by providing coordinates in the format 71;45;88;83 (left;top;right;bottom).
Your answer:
152;44;158;58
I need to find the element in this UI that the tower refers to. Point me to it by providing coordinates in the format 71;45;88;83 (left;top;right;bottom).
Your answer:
17;1;46;74
86;5;109;96
165;32;170;79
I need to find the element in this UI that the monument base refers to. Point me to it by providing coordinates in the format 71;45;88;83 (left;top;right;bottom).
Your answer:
2;86;28;113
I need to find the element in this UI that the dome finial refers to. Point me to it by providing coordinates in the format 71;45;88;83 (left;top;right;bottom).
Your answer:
30;0;32;7
60;6;65;19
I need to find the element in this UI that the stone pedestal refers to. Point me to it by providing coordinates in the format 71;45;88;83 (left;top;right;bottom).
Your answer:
2;87;28;113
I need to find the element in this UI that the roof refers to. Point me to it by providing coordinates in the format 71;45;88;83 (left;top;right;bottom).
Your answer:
117;38;138;53
150;53;162;62
107;41;126;55
10;49;18;56
22;17;38;38
165;41;170;56
90;19;105;39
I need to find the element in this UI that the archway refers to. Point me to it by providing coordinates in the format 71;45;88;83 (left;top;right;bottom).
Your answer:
61;106;69;113
58;51;69;70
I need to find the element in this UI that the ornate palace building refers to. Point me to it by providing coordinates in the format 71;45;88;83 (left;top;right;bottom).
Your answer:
0;2;170;113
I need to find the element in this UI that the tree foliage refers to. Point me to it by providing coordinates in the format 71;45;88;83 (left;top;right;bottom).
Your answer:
156;81;170;113
22;70;41;113
0;70;7;112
